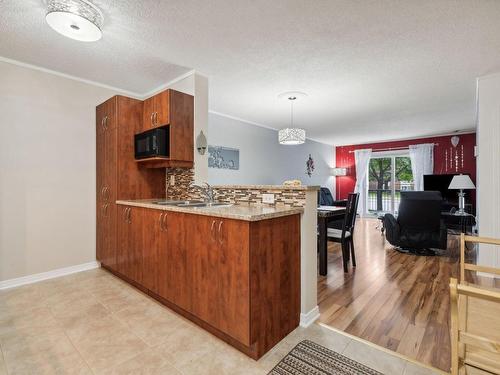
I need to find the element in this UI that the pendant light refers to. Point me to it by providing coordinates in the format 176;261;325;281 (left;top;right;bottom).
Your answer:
46;0;104;42
279;95;306;145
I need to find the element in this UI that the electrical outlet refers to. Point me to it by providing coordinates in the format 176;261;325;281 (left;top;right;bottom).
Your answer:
170;175;175;186
262;193;275;204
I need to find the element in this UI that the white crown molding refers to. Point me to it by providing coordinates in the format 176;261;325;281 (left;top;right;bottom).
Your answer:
141;69;197;98
0;56;204;101
209;110;279;131
299;305;320;328
209;110;334;146
0;261;100;290
0;55;143;98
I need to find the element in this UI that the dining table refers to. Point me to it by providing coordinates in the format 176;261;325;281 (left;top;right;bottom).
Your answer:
317;205;347;276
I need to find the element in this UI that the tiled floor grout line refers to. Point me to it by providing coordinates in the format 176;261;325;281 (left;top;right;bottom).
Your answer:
45;299;97;375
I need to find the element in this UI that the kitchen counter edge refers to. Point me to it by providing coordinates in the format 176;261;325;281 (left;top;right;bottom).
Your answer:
116;200;304;222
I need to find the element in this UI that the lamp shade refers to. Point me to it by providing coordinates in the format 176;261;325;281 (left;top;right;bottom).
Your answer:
448;174;475;190
330;167;347;176
278;128;306;145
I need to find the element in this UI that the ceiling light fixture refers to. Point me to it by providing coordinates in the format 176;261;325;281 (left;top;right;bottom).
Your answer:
46;0;104;42
279;95;306;145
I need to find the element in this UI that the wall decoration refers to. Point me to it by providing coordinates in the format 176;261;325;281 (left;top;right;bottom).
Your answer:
306;154;315;177
196;130;207;155
208;146;240;170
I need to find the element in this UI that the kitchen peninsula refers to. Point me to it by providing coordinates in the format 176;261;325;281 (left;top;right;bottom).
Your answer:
96;93;304;359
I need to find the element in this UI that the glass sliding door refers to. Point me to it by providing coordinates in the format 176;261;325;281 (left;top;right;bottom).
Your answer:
367;153;414;215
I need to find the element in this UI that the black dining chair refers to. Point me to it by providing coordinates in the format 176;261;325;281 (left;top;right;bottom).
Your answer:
327;193;359;272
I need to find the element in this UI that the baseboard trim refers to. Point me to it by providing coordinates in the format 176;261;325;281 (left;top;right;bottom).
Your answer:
300;306;320;327
0;261;101;290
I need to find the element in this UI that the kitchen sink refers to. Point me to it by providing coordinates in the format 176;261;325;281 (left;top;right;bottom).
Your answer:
153;200;232;208
153;200;203;206
176;202;233;208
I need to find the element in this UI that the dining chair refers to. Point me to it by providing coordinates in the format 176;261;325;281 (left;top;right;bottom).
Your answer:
327;193;359;272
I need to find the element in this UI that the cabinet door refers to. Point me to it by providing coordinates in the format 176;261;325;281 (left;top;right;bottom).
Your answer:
216;219;250;345
191;216;250;345
127;207;143;284
116;206;130;276
117;206;141;283
191;216;219;327
154;90;170;127
142;208;162;293
161;212;192;312
142;96;155;132
96;104;106;262
168;90;193;162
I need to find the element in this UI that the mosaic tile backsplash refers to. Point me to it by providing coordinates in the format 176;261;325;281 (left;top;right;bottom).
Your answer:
165;168;307;207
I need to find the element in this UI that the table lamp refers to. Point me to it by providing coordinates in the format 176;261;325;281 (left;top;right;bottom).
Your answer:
448;174;475;214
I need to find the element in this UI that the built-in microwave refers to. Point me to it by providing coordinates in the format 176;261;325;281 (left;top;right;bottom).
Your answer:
134;128;169;159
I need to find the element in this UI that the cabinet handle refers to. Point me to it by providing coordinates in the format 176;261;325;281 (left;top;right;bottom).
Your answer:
150;112;154;127
101;186;106;199
103;203;109;217
122;207;128;222
104;116;108;129
127;208;132;224
159;213;164;231
210;220;216;242
154;112;158;125
218;221;223;245
103;187;109;202
162;213;167;231
101;117;105;130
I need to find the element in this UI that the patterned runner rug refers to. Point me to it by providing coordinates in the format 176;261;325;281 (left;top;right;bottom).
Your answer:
268;340;384;375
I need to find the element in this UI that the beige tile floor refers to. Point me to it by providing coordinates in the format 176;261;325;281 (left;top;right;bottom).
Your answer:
0;268;444;375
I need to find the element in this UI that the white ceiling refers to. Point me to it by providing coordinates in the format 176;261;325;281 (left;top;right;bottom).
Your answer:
2;0;500;145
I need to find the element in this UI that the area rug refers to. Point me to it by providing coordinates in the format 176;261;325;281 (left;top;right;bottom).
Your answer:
268;340;384;375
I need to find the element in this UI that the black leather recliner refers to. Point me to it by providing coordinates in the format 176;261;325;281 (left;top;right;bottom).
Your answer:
384;191;447;254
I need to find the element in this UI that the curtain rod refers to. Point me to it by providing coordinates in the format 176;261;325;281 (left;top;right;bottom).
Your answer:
348;143;439;153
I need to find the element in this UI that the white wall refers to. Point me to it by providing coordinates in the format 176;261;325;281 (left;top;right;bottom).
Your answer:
207;112;334;190
0;61;117;282
476;72;500;271
153;72;209;184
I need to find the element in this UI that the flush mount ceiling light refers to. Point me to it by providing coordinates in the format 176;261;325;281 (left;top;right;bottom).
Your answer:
278;94;306;145
46;0;104;42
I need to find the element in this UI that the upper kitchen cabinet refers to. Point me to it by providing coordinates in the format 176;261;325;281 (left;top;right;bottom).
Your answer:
138;89;194;168
142;90;170;129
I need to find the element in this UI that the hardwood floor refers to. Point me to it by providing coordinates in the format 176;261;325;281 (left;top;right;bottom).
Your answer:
317;218;459;372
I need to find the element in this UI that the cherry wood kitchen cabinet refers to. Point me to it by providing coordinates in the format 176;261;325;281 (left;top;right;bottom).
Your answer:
95;96;165;269
160;211;193;312
139;89;194;167
117;206;143;284
191;215;251;346
110;206;301;360
142;90;170;130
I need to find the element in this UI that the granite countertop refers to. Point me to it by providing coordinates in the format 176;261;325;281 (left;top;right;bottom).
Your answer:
212;184;320;191
116;199;304;222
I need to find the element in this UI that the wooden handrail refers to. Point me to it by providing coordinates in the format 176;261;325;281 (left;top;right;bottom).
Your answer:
457;283;500;303
460;233;500;282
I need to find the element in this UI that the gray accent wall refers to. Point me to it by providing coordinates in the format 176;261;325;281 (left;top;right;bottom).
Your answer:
207;112;335;192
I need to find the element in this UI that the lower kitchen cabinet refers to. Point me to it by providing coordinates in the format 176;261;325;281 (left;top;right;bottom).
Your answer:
110;205;300;360
117;206;143;284
141;208;162;293
191;215;251;346
158;211;192;312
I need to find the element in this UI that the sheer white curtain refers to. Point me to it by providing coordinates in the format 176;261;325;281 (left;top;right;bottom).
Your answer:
409;143;434;191
354;149;372;215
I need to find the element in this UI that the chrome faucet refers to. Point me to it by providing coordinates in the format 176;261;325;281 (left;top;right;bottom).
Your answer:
190;182;215;203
